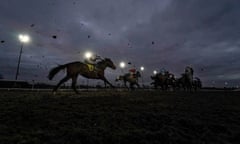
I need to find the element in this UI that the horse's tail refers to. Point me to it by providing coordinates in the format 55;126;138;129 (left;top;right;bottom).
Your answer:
48;64;67;80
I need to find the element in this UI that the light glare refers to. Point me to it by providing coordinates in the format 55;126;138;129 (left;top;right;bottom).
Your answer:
85;51;93;59
18;34;30;43
153;70;157;75
120;62;125;68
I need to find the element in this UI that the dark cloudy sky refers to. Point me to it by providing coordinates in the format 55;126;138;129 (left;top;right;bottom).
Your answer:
0;0;240;87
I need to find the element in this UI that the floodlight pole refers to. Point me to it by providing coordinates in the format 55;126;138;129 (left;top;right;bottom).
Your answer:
140;67;144;88
15;43;23;80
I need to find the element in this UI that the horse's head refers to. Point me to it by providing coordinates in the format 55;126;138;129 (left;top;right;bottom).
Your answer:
185;66;194;75
136;71;141;78
104;58;116;70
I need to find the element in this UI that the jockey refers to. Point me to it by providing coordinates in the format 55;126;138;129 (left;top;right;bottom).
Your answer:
129;65;136;78
160;67;167;75
84;54;102;65
184;66;194;83
84;54;102;71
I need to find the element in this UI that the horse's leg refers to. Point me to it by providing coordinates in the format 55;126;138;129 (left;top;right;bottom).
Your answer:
130;83;134;90
53;76;70;93
102;77;115;88
104;81;107;88
161;84;164;91
163;83;166;91
124;80;128;89
71;75;79;94
135;82;140;88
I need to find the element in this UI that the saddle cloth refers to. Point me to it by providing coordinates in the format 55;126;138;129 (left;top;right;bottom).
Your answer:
86;64;95;71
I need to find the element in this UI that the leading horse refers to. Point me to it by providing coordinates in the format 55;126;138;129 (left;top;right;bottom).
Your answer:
48;58;116;94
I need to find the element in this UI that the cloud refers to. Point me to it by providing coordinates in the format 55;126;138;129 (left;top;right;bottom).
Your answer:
120;0;240;85
0;0;240;87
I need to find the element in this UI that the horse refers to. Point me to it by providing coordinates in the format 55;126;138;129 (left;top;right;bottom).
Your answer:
176;66;194;91
151;71;176;91
48;58;116;94
115;71;141;90
185;66;194;81
192;77;202;91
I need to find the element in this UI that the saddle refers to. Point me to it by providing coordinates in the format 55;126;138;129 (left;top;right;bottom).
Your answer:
129;73;137;79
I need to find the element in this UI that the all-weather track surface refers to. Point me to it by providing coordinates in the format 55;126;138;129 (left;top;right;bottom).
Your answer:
0;90;240;144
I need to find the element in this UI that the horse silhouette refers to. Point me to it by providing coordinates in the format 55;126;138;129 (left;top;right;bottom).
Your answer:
116;71;141;90
192;77;202;91
151;71;176;90
176;66;194;91
48;58;116;94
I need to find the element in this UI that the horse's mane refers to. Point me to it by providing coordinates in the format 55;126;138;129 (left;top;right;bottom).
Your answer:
97;58;113;64
96;59;104;65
